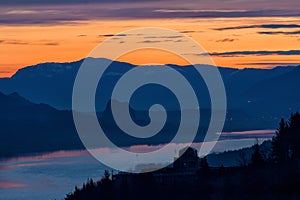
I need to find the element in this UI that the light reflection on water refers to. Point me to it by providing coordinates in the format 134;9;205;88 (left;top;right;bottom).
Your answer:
0;130;274;200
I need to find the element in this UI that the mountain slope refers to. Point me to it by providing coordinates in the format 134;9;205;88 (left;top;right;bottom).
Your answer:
0;92;83;158
0;58;299;128
242;66;300;116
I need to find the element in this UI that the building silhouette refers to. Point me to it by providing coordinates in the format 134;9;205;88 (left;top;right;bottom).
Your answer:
173;147;200;171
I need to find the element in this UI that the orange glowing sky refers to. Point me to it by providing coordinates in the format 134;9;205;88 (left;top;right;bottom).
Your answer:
0;3;300;77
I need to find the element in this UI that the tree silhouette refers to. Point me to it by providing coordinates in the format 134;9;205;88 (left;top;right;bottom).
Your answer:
272;118;289;163
237;151;248;167
288;112;300;161
251;139;264;166
272;112;300;164
103;170;111;181
200;156;210;175
65;118;300;200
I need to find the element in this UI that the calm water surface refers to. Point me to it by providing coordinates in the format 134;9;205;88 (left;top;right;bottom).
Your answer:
0;130;274;200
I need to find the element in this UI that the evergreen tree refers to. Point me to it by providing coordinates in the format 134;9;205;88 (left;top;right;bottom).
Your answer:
103;170;111;181
200;156;209;170
251;140;264;166
272;118;289;163
272;112;300;164
288;111;300;161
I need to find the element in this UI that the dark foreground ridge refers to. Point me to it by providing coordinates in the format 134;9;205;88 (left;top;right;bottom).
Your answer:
65;113;300;200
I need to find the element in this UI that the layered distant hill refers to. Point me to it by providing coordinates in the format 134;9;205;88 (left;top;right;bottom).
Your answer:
1;59;299;157
0;58;298;119
0;92;83;157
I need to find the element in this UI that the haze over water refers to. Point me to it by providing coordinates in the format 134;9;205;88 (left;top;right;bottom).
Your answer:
0;130;274;200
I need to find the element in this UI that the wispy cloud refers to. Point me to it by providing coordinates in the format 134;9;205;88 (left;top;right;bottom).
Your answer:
180;30;196;34
0;0;156;5
216;38;237;42
0;39;59;46
138;40;162;44
43;42;59;46
238;62;300;66
144;35;183;39
258;30;300;35
138;38;185;44
205;50;300;57
215;24;300;31
151;9;300;19
4;10;39;14
4;40;29;45
99;33;127;37
154;9;247;13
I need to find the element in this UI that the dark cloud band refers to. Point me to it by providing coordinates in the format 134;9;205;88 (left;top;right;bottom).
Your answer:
258;30;300;35
206;50;300;57
0;4;300;25
215;24;300;31
0;0;156;5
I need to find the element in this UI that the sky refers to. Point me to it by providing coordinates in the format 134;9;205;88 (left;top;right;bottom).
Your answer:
0;0;300;77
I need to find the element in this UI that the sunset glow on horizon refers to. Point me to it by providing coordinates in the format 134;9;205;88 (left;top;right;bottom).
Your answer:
1;1;300;77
